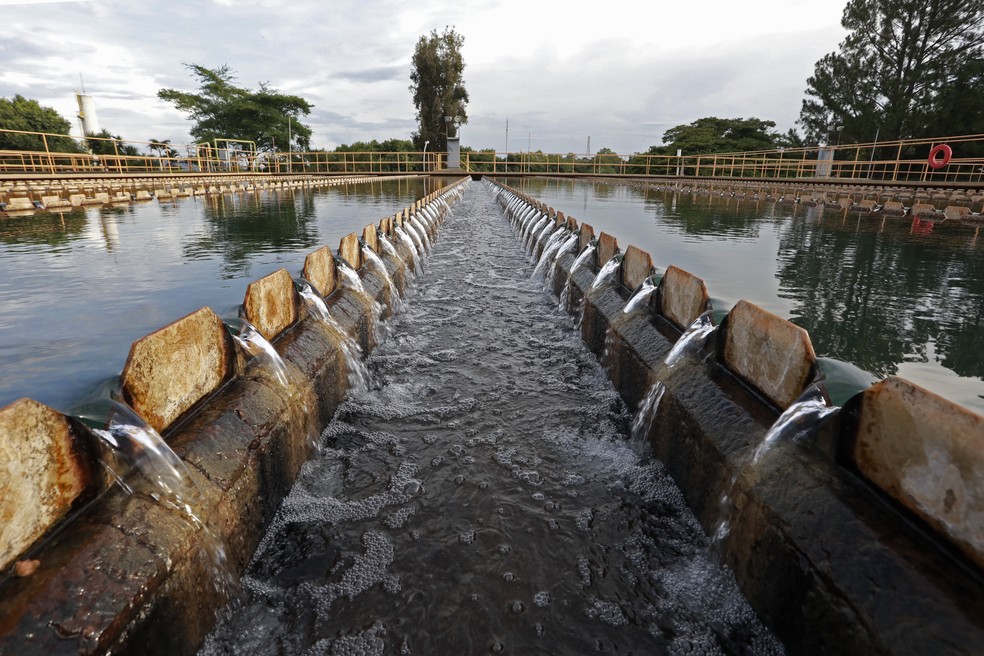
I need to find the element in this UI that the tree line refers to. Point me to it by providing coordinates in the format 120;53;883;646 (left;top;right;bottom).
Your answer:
2;0;982;160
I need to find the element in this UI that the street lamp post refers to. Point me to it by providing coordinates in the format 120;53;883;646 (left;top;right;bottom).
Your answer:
423;140;430;172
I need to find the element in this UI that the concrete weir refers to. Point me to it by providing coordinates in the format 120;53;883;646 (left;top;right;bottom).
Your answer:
489;179;984;654
1;177;982;654
0;179;468;655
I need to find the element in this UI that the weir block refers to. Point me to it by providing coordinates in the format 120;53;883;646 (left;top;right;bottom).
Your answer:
302;246;337;298
658;265;709;331
840;376;984;571
338;232;362;270
0;399;99;572
120;307;238;435
621;244;654;291
597;231;619;266
720;300;817;410
242;268;300;343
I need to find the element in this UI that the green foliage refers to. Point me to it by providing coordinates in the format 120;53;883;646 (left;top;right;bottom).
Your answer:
158;64;312;153
148;138;179;158
85;129;139;156
658;117;781;155
0;95;83;153
799;0;984;144
409;27;469;151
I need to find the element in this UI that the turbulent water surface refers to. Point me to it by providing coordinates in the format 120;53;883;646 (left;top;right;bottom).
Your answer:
200;182;782;655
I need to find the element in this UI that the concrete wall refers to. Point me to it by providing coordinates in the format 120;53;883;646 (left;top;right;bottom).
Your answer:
490;178;984;655
0;178;469;655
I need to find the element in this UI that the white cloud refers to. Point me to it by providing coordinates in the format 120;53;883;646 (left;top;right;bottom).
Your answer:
0;0;847;153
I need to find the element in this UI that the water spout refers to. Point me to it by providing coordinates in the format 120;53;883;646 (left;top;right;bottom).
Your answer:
227;317;291;387
752;384;837;464
362;244;401;313
297;281;371;394
623;277;657;315
591;255;621;290
664;313;716;369
75;398;238;598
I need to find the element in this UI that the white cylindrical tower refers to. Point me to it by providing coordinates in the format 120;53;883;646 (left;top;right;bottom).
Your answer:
76;93;100;135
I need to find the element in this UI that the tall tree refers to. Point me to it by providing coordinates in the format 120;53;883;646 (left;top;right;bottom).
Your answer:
657;117;782;154
158;64;313;154
409;27;469;151
0;95;83;152
798;0;984;145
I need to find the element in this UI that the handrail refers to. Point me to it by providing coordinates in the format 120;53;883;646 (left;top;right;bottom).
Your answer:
2;127;983;184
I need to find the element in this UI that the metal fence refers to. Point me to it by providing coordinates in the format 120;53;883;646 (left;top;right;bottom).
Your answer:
2;128;982;184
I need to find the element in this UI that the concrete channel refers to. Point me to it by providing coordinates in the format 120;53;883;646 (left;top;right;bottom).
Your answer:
0;176;981;655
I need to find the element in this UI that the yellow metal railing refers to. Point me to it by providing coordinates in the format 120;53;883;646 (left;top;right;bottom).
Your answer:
2;128;983;184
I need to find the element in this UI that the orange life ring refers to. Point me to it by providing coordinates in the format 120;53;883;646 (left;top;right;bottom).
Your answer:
928;144;952;169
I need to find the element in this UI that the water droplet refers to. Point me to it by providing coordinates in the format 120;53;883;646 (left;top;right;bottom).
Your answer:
532;492;545;501
498;544;511;555
533;591;552;607
503;572;516;582
479;481;489;489
470;593;480;601
510;600;525;614
491;642;505;653
403;479;424;497
453;474;465;485
535;623;544;637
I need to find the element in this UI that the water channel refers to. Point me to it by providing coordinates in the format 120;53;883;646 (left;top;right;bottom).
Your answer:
197;182;783;655
504;178;984;414
0;178;432;411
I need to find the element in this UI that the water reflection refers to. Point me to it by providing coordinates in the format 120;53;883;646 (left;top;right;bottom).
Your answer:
0;180;424;411
184;190;320;279
506;178;984;413
777;212;984;382
0;209;88;247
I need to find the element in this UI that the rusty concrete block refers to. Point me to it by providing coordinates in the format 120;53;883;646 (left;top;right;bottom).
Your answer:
659;265;709;331
339;232;362;270
121;307;237;434
944;206;970;221
578;223;595;256
3;197;34;211
848;376;984;570
720;300;816;410
622;245;654;291
380;217;392;237
597;232;619;268
0;399;98;571
912;203;936;217
566;216;578;232
68;194;86;207
243;268;300;343
303;245;337;298
363;224;380;254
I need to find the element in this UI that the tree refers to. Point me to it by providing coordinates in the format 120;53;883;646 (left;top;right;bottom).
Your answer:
0;95;83;152
657;117;782;154
409;27;469;151
158;64;313;154
148;138;179;159
86;129;139;157
798;0;984;145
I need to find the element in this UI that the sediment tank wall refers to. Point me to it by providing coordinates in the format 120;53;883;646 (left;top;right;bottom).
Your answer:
488;178;983;654
0;177;981;654
0;178;468;655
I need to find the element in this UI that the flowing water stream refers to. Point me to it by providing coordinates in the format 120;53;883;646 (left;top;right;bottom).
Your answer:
199;182;782;655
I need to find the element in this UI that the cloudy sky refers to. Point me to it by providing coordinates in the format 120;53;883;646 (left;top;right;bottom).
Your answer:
1;0;847;155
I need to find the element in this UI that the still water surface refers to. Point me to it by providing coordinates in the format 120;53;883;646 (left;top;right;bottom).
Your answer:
0;178;429;411
505;178;984;414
